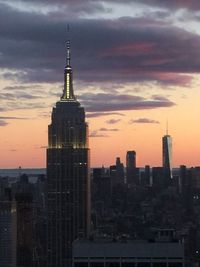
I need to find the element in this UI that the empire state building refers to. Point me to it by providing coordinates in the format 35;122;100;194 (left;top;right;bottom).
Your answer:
47;40;90;267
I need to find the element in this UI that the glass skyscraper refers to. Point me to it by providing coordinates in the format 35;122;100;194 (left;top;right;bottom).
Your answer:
47;40;90;267
162;134;172;180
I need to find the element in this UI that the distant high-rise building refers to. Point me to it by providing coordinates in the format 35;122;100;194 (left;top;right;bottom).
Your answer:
162;133;172;180
152;167;165;189
116;157;124;177
126;151;136;169
179;165;190;194
140;165;150;187
47;39;90;266
126;151;139;185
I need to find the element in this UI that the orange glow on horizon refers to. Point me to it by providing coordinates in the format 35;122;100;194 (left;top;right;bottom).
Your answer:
1;75;200;169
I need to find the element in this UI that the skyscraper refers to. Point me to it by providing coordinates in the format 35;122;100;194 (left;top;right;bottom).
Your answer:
162;133;172;180
47;39;90;267
126;151;139;185
126;151;136;169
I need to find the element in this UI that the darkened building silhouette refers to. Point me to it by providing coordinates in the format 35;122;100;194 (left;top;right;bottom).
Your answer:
15;193;33;267
10;174;34;267
0;200;16;267
140;165;150;187
152;167;164;189
92;168;112;220
33;174;47;266
93;168;111;202
0;174;36;267
115;157;125;185
126;151;136;169
126;151;139;185
110;157;125;187
47;40;90;266
179;165;188;193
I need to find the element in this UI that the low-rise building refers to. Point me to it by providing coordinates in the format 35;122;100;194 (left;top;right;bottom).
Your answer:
72;239;184;267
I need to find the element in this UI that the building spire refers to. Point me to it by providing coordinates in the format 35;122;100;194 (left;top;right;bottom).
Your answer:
66;25;71;67
66;40;71;67
166;119;168;135
61;25;76;101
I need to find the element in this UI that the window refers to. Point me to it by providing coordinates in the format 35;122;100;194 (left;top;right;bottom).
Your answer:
90;263;104;267
74;262;88;267
121;263;135;267
137;263;151;267
153;263;167;267
168;263;183;267
106;263;120;267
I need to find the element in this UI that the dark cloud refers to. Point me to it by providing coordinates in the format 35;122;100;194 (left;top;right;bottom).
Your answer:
0;116;28;120
89;131;108;137
152;95;171;101
16;102;48;110
8;0;200;11
0;120;8;126
0;92;41;100
99;127;119;132
131;0;200;11
0;82;49;112
0;4;200;87
3;85;43;92
106;119;121;124
7;0;108;16
0;107;6;112
89;127;119;138
80;93;175;112
86;112;125;118
130;118;160;124
38;111;51;118
1;102;48;112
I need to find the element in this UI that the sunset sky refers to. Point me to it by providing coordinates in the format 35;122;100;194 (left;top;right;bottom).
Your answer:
1;0;200;168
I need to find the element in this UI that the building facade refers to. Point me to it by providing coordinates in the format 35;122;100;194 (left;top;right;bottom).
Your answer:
47;40;90;267
15;193;34;267
0;201;16;267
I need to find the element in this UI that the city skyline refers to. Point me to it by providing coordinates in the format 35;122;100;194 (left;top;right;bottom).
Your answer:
1;1;200;168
